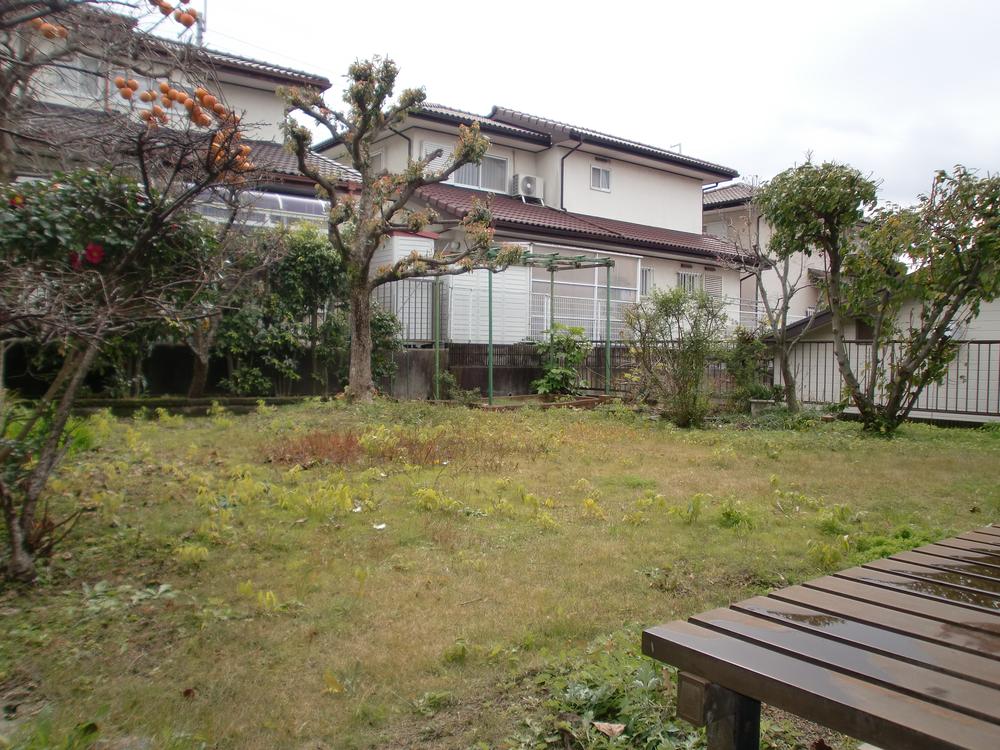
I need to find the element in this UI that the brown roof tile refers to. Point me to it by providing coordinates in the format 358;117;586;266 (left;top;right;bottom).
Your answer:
489;106;739;180
417;183;743;261
703;182;755;209
248;140;359;182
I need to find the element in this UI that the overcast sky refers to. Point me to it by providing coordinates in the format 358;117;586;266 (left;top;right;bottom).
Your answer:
197;0;999;205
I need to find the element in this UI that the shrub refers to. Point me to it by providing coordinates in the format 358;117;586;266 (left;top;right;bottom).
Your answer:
724;326;772;412
624;289;727;427
532;324;590;396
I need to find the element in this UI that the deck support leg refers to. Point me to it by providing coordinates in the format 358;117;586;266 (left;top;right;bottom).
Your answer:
705;683;760;750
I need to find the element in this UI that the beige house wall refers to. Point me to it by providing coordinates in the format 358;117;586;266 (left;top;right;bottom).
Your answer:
562;150;703;232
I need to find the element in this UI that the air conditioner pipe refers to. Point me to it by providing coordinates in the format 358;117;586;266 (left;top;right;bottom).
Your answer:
559;135;584;211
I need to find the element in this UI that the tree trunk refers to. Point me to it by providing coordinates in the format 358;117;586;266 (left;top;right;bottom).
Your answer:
2;478;35;583
778;349;800;413
186;315;221;399
309;308;319;396
345;282;375;401
188;353;210;399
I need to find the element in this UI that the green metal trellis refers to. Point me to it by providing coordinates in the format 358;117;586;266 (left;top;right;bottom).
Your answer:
432;249;616;405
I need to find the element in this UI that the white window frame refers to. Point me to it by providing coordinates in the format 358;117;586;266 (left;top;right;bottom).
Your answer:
677;271;703;293
452;153;510;193
370;150;384;174
640;267;654;296
591;165;611;192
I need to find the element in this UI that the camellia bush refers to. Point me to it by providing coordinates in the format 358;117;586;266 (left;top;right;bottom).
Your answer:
0;170;224;581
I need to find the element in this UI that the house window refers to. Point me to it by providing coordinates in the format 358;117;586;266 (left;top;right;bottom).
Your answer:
591;166;611;192
453;154;509;192
370;151;384;174
703;273;724;299
640;267;654;296
677;271;702;293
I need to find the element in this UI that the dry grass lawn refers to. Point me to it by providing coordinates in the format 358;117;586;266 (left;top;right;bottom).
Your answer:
1;401;998;749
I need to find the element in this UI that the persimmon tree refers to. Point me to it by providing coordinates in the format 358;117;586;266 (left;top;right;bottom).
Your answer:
0;38;256;580
759;161;1000;433
282;56;521;401
1;0;206;182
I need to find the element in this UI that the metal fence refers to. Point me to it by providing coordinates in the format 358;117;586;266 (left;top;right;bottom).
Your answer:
782;340;1000;418
373;279;447;344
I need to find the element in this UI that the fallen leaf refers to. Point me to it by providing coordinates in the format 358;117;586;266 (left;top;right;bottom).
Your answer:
373;523;386;530
182;687;196;699
592;721;625;738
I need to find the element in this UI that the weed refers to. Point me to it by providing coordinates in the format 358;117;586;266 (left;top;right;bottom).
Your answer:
174;543;210;565
669;493;707;524
581;497;607;521
442;639;469;665
718;498;755;530
412;690;455;717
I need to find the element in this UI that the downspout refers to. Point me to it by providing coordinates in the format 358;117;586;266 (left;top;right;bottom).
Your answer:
559;135;584;211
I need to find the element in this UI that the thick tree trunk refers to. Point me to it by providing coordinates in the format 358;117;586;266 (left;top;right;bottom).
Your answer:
778;350;800;413
188;353;211;399
345;282;375;402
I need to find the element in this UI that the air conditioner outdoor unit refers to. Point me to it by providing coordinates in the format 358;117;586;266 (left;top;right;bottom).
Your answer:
512;174;544;202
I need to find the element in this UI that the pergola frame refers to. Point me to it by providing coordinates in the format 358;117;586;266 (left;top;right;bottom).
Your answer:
432;249;616;404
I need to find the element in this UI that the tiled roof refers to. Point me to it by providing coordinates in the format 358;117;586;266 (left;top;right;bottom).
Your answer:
573;213;743;260
15;103;355;184
199;46;331;89
703;182;755;209
417;183;743;261
489;106;739;180
415;104;550;142
248;140;359;183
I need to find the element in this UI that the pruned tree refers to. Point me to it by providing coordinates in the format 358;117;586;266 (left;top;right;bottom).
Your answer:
282;56;522;401
758;160;1000;433
720;182;821;412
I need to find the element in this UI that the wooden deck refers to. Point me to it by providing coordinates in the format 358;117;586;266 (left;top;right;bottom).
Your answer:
642;525;1000;750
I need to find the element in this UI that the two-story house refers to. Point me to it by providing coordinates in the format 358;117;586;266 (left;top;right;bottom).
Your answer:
11;18;358;226
317;104;743;344
702;183;828;330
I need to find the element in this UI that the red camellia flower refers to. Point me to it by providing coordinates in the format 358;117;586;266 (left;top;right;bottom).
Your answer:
8;194;25;208
69;252;83;270
84;242;105;265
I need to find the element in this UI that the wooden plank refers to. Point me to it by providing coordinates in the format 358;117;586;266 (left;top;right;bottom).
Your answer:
914;542;1000;570
642;621;1000;750
770;584;1000;655
892;549;1000;582
689;607;1000;723
863;558;1000;596
811;573;1000;630
960;532;1000;549
938;536;1000;557
731;596;1000;688
974;525;1000;538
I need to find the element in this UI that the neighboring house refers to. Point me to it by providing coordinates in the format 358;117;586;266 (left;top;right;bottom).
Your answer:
702;183;827;329
11;24;359;224
317;104;744;344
